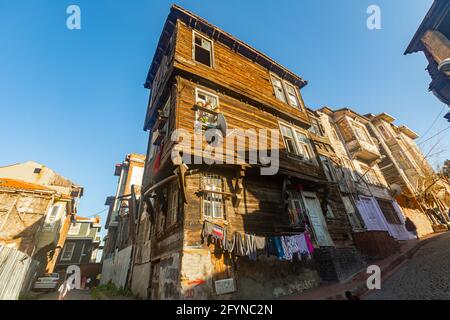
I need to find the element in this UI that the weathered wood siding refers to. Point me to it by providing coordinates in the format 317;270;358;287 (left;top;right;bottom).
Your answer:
175;77;325;178
173;21;310;127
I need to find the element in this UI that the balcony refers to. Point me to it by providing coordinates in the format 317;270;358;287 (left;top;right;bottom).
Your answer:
346;139;381;162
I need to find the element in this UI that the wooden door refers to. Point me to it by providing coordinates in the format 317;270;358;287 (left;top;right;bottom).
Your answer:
357;197;386;231
302;192;333;247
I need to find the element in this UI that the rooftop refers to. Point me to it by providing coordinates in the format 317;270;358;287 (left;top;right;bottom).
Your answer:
144;4;307;91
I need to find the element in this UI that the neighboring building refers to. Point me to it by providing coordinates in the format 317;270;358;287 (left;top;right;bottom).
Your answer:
0;161;83;273
132;5;367;300
318;108;415;258
366;113;449;235
101;153;145;289
55;216;102;278
0;179;72;262
405;0;450;106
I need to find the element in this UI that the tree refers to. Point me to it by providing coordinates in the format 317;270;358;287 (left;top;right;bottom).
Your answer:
442;160;450;179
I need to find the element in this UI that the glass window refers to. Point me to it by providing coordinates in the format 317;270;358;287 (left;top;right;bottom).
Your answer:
294;131;314;161
195;89;219;131
194;33;213;67
284;82;300;108
280;125;298;155
68;223;81;235
202;174;224;219
271;76;287;103
61;242;76;261
45;205;61;229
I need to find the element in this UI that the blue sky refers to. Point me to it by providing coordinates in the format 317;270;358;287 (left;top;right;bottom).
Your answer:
1;0;449;234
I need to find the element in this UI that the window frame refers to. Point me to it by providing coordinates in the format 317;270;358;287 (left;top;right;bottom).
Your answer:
44;205;62;229
194;88;220;131
60;242;76;261
68;223;81;236
201;174;225;220
352;121;372;144
192;31;214;68
270;74;287;103
283;81;301;109
320;156;337;182
279;122;316;164
167;181;179;226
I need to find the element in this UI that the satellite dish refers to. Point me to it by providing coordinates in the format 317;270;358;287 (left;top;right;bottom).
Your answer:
216;113;228;137
390;184;402;197
438;58;450;72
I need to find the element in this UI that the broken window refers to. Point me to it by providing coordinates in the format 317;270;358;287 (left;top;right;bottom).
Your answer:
309;118;323;136
195;88;219;132
286;190;306;226
378;124;391;140
284;82;300;108
320;156;337;182
271;75;287;103
353;122;372;144
377;199;402;225
341;196;363;229
294;130;314;161
280;124;299;155
280;123;316;162
194;32;213;67
202;174;224;219
167;181;179;226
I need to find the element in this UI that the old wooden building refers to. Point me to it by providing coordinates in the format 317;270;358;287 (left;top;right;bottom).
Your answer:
133;5;368;300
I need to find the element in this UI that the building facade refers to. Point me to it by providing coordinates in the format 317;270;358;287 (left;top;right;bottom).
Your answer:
101;153;145;289
0;161;83;273
367;113;449;235
131;5;368;300
55;216;102;278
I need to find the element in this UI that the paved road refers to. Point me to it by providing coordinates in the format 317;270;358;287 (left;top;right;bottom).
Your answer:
34;289;94;300
364;232;450;300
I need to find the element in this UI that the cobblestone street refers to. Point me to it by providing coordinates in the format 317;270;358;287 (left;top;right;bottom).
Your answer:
364;232;450;300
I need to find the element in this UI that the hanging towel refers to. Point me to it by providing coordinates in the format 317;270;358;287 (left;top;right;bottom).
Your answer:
233;232;246;257
273;237;285;260
280;237;292;260
296;234;310;256
222;228;236;252
254;236;266;250
245;234;257;261
266;237;278;257
305;231;315;254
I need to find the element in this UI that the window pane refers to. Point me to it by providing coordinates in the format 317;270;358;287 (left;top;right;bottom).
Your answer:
271;76;287;102
285;83;299;107
202;174;223;219
194;35;212;67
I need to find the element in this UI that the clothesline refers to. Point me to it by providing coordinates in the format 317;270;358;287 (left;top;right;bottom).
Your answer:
201;220;315;262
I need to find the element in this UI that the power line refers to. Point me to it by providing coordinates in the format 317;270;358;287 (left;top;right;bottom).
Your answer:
83;207;108;218
418;105;446;142
417;126;450;146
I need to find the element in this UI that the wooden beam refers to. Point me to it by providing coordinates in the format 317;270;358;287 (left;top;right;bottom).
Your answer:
422;30;450;64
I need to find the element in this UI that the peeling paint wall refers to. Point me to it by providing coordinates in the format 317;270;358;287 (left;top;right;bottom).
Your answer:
0;192;52;256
